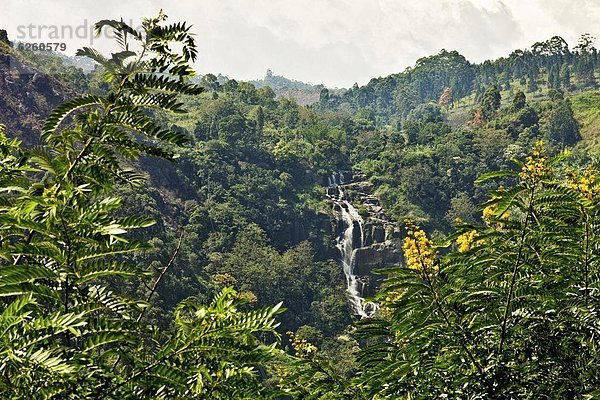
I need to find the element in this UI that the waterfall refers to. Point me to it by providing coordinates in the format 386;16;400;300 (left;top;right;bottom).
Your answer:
328;173;379;318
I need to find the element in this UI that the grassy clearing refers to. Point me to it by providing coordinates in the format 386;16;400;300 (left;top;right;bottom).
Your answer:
572;91;600;151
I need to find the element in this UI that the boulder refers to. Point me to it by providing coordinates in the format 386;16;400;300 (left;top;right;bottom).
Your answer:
372;225;385;243
352;243;402;276
363;196;380;206
327;186;340;197
385;225;399;241
345;180;373;194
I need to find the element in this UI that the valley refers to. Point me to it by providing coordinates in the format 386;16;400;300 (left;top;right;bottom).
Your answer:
1;14;600;398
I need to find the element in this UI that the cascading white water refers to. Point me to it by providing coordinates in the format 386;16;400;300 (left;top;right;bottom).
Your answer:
328;173;378;318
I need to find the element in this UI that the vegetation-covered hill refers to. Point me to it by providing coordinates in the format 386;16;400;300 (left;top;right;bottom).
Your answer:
250;69;330;106
1;15;600;398
0;36;74;143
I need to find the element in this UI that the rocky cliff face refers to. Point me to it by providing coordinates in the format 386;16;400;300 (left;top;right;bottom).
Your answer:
326;171;403;301
0;40;74;144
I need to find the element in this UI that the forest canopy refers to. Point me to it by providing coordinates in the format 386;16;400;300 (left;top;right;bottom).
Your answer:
1;11;600;399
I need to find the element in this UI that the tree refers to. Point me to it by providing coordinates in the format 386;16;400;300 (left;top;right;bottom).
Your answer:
574;33;598;88
0;14;284;398
319;87;330;103
357;146;600;398
445;192;478;224
560;64;571;89
481;85;501;119
527;72;539;92
403;103;447;144
519;75;527;87
471;108;485;127
546;99;580;147
512;90;526;110
201;73;220;91
548;64;560;89
255;105;264;135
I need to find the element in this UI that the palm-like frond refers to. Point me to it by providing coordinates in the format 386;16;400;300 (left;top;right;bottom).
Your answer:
357;153;600;398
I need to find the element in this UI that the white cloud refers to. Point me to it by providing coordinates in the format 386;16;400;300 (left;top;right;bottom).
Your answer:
2;0;599;87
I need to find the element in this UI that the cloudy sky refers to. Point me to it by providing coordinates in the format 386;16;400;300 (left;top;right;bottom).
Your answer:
3;0;600;87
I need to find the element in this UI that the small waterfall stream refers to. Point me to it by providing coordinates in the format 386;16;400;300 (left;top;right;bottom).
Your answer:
328;173;378;318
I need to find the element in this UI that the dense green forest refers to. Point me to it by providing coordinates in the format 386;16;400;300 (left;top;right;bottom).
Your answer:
1;12;600;399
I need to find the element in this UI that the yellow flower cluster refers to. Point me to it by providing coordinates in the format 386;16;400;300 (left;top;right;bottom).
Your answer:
567;167;600;202
384;290;404;303
42;184;60;199
402;220;437;273
482;205;496;225
380;290;403;319
519;140;549;183
456;230;477;252
287;331;318;359
274;363;291;380
482;203;510;226
482;187;510;227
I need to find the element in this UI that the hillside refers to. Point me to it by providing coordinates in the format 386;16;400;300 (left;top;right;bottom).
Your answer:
572;90;600;150
0;38;73;143
2;29;600;319
1;18;600;398
316;36;599;124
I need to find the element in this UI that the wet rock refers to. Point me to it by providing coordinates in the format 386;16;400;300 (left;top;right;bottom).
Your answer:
363;196;380;206
385;225;398;241
327;186;341;197
359;275;385;297
369;205;383;214
327;170;404;307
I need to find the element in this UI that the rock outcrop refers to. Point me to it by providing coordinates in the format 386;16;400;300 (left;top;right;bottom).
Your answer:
0;30;11;47
326;171;402;299
0;43;74;144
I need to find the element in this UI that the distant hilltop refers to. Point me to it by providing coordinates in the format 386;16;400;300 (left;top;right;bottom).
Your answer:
250;69;333;106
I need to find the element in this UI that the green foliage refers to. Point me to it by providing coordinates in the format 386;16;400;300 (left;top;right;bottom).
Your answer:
546;99;581;147
3;14;600;399
481;84;501;119
357;149;600;398
0;14;286;399
105;288;283;399
277;332;366;399
512;90;526;111
323;50;474;121
571;91;600;151
211;226;350;336
317;35;598;125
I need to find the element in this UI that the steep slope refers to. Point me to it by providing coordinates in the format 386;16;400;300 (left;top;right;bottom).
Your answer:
0;41;355;337
572;91;600;151
0;38;74;143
